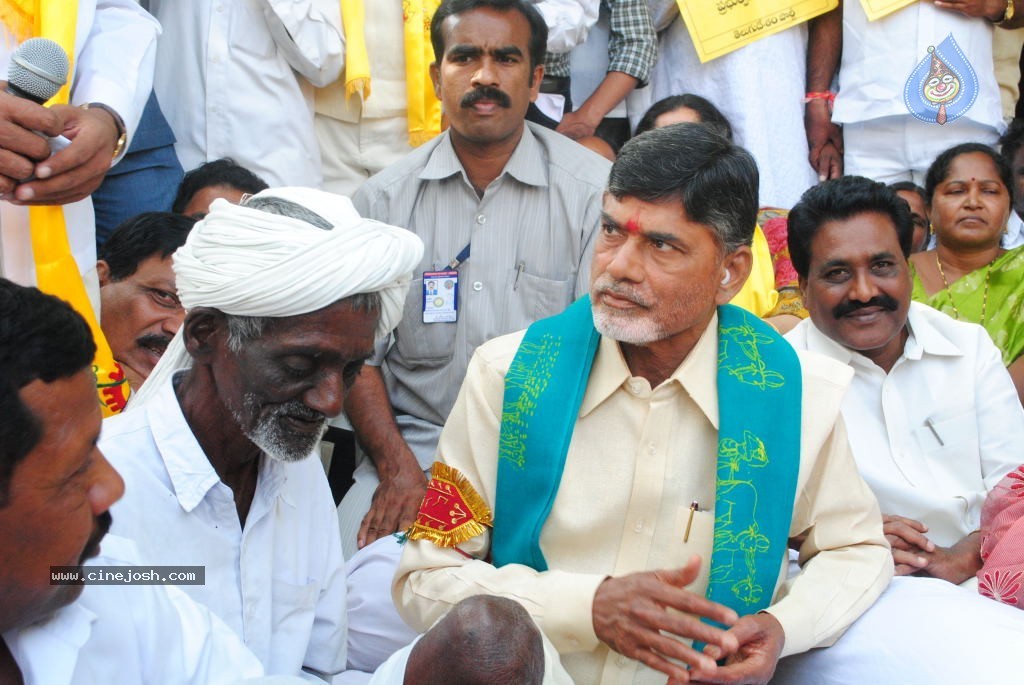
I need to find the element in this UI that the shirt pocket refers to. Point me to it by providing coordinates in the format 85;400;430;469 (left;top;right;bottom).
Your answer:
509;269;574;322
394;278;456;365
230;2;277;59
668;506;715;589
910;411;983;496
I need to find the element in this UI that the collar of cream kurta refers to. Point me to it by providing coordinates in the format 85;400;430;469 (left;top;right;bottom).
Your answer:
579;312;721;428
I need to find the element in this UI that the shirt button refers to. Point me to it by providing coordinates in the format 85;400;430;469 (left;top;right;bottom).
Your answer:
616;655;628;666
648;443;656;455
472;281;483;291
628;380;643;394
633;518;644;532
475;214;486;225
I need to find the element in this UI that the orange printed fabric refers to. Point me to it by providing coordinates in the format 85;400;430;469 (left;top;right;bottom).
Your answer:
408;461;493;548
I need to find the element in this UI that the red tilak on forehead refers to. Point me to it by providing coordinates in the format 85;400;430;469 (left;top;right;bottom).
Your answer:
625;216;641;233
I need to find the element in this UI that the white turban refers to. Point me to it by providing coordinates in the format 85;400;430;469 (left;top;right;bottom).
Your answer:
130;187;423;407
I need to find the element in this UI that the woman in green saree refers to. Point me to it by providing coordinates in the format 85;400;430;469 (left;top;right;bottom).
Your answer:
909;143;1024;404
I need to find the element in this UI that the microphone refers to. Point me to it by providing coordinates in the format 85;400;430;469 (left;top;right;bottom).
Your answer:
6;37;69;104
4;37;72;164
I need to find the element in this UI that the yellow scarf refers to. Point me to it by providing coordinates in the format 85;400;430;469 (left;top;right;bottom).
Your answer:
338;0;441;146
4;1;131;415
340;0;369;100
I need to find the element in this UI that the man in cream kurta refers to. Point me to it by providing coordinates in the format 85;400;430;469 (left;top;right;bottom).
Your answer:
395;124;891;684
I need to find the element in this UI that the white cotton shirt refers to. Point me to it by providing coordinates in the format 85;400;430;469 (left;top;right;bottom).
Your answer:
2;535;268;685
147;0;343;186
834;0;1003;132
787;302;1024;547
532;0;600;53
100;374;348;677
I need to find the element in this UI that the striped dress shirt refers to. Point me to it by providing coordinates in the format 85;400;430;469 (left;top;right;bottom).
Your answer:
353;122;611;466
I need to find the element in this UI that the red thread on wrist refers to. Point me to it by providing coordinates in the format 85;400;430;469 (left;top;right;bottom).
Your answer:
803;91;836;104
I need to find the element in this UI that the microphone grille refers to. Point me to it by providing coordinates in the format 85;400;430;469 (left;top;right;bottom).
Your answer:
8;38;70;103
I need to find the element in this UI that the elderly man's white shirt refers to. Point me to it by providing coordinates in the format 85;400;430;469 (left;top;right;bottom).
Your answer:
100;375;348;676
786;302;1024;546
2;535;265;685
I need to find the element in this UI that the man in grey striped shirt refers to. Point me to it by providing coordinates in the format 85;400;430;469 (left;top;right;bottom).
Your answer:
339;0;611;558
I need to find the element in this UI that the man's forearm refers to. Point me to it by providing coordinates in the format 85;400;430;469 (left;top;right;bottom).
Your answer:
557;71;638;139
344;365;421;477
806;7;841;92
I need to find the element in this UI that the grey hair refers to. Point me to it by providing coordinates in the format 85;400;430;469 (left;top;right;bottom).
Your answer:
609;123;758;253
224;292;383;352
241;195;333;230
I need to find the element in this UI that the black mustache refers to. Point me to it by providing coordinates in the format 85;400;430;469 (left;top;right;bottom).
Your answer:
461;87;511;109
96;510;112;539
832;295;899;319
136;333;171;352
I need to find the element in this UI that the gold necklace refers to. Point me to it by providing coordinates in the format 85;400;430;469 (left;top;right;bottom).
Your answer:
935;253;991;325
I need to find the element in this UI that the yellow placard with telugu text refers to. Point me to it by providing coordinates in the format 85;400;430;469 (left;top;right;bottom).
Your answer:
676;0;838;63
858;0;917;21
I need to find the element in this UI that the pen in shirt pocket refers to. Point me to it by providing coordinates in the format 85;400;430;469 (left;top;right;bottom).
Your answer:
513;261;525;291
925;418;944;446
684;501;699;542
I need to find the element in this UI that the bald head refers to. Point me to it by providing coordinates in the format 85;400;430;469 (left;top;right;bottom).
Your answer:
404;595;545;685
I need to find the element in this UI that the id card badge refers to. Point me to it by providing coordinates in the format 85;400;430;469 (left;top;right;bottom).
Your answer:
422;270;458;323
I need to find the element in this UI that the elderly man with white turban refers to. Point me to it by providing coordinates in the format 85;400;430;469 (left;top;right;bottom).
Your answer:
97;188;429;679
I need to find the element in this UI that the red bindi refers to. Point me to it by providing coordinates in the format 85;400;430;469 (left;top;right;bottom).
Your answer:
625;216;641;233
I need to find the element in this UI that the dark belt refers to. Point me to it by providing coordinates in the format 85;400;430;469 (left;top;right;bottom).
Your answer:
539;76;570;95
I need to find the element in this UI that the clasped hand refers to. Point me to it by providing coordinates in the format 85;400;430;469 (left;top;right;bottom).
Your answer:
592;555;785;684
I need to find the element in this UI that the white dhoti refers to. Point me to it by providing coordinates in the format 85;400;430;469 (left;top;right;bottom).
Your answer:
774;575;1024;683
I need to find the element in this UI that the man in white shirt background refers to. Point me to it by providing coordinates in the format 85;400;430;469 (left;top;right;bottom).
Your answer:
145;0;343;188
786;175;1023;584
780;174;1024;684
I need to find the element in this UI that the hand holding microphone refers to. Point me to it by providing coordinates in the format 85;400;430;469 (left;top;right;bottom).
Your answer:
3;37;125;205
0;38;69;195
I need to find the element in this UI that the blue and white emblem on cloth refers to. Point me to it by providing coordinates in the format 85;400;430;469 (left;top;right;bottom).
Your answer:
903;34;978;125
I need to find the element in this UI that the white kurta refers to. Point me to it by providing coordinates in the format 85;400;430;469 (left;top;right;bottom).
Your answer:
100;375;349;676
2;535;266;685
148;0;343;186
648;19;817;208
787;302;1024;547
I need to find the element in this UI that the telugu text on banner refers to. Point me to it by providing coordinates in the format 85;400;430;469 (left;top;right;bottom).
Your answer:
676;0;838;63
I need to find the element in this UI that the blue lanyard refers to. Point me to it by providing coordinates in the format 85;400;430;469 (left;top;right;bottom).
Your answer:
447;243;471;270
